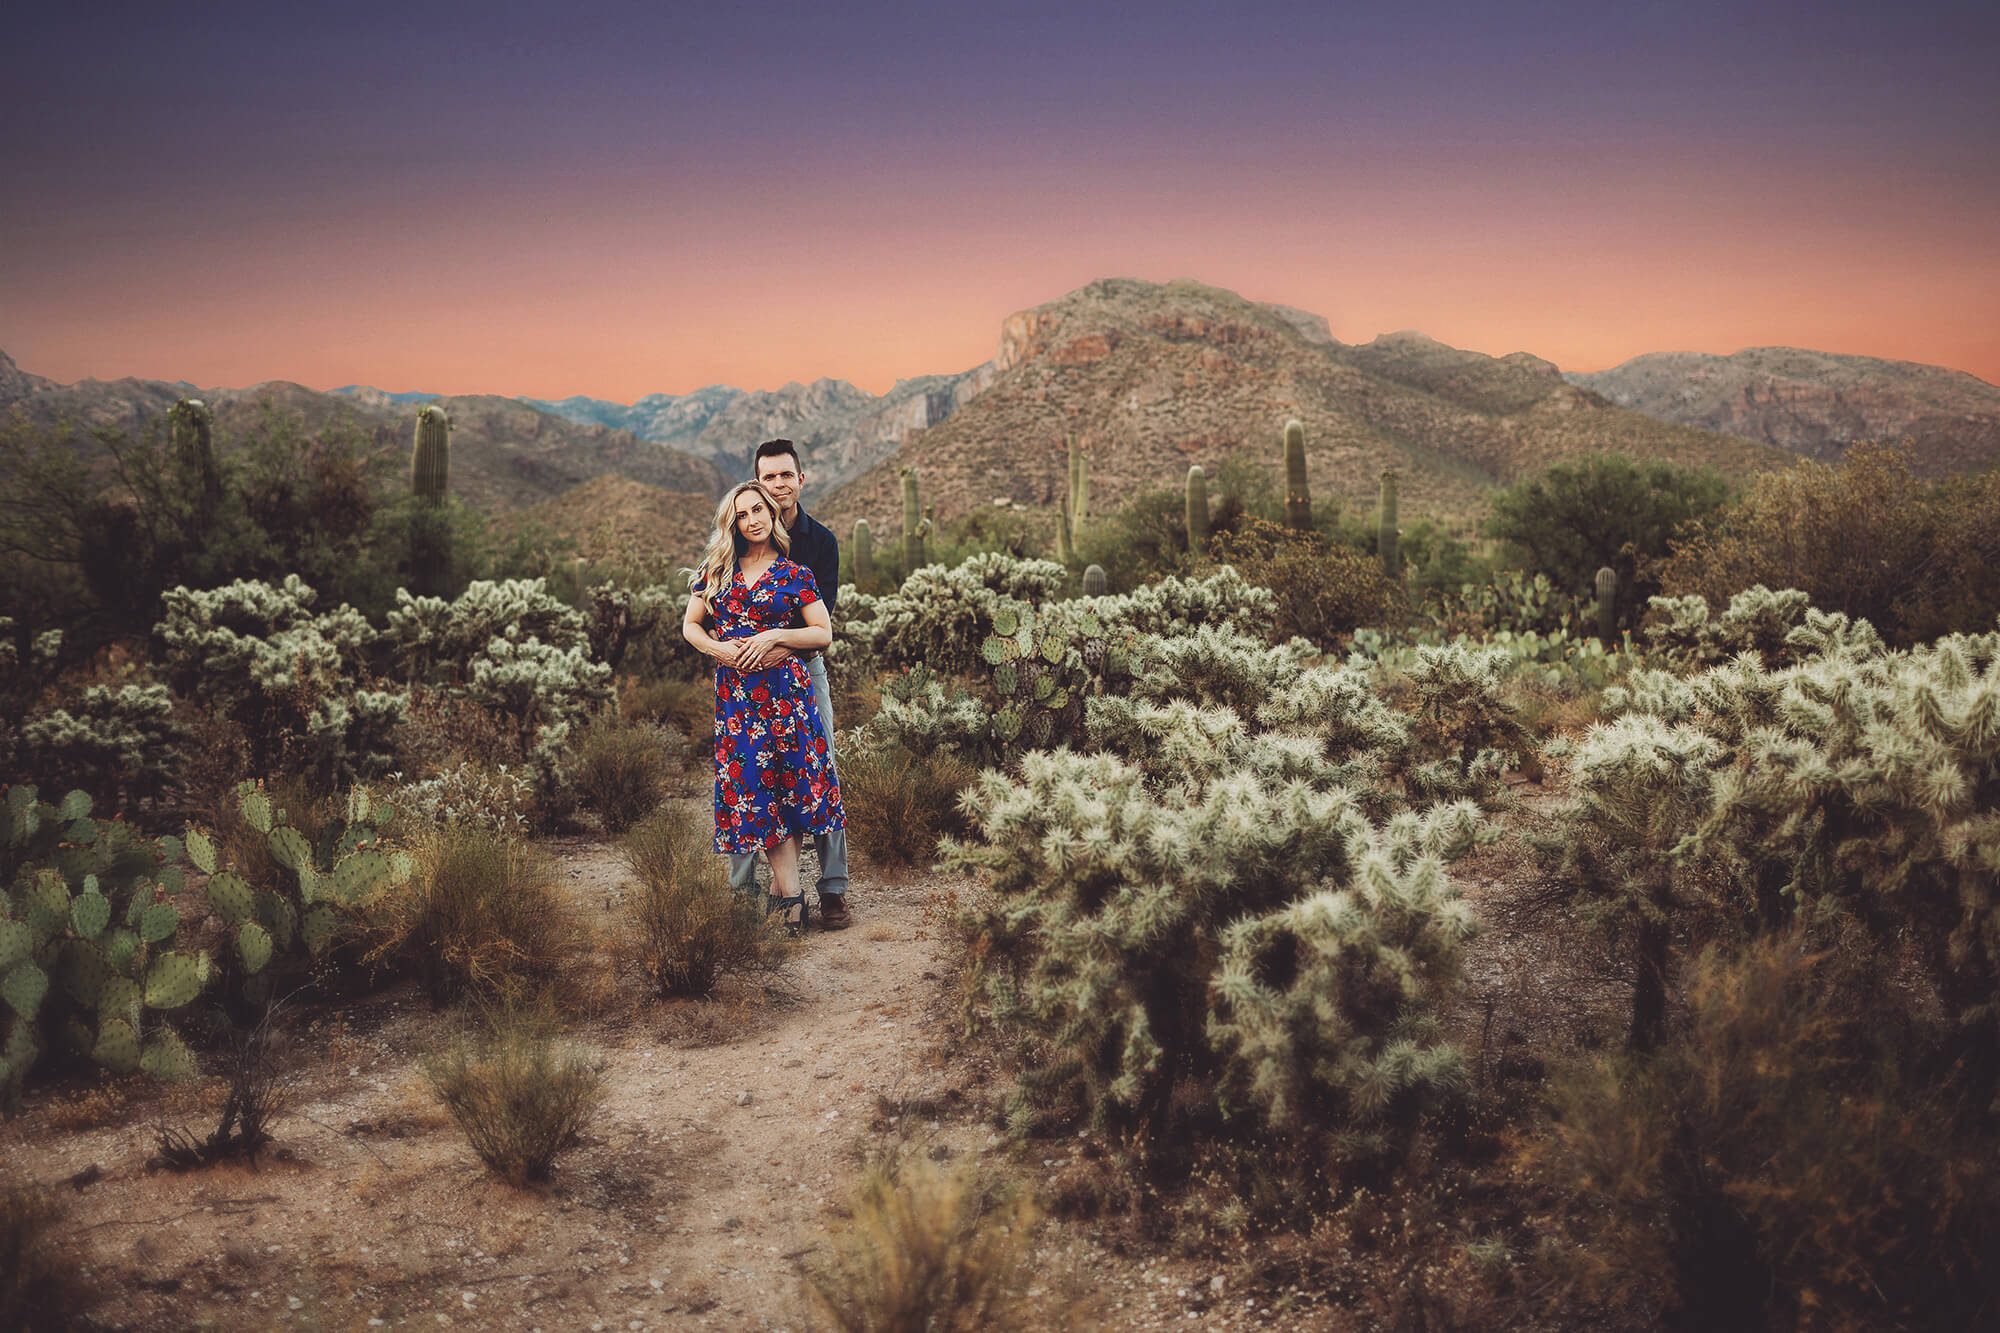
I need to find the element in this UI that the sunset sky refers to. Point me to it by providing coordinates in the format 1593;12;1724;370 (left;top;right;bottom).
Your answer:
4;1;1996;399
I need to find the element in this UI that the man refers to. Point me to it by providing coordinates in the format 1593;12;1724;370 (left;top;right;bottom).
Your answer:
727;438;853;930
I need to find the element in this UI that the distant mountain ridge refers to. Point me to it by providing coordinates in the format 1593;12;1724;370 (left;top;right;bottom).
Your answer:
817;278;1784;539
522;363;995;491
1;358;723;510
1569;348;2000;475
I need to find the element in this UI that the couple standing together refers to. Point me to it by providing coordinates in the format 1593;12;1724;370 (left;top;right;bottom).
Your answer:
681;439;851;934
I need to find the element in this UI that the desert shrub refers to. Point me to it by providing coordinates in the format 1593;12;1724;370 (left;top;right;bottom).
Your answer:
1521;935;2000;1328
620;672;712;742
422;1008;604;1187
836;740;975;866
574;717;670;833
154;575;406;790
1071;486;1198;591
151;1008;292;1169
1486;454;1729;627
391;760;534;835
0;1172;71;1326
2;785;205;1106
622;804;778;996
948;750;1481;1158
808;1155;1038;1333
1658;442;2000;645
369;825;581;1003
1203;516;1401;647
16;682;185;809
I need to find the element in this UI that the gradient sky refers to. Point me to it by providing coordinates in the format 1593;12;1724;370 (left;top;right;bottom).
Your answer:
4;1;1996;399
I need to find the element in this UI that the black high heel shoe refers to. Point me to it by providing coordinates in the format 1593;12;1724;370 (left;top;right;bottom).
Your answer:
765;892;809;938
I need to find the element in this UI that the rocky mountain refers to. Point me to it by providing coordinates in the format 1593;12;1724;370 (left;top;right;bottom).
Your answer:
524;363;995;492
513;474;718;569
818;278;1783;540
1;361;725;510
1569;348;2000;475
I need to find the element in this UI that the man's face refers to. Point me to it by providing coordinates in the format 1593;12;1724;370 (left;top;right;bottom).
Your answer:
756;452;802;514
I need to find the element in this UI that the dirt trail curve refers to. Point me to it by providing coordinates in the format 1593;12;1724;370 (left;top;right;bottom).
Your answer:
9;837;969;1331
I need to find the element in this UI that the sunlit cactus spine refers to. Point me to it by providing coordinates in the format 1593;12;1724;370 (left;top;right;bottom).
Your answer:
901;468;927;570
170;398;222;526
1378;469;1400;579
1185;465;1209;557
853;519;874;591
1283;420;1311;530
1082;564;1107;597
1595;566;1619;646
412;405;451;504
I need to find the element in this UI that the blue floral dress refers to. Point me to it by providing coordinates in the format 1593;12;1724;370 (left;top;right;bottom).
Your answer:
703;558;845;854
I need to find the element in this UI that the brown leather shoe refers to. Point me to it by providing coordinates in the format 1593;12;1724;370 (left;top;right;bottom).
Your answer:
818;894;852;931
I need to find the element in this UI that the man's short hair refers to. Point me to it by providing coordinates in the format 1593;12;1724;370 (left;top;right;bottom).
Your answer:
753;438;801;474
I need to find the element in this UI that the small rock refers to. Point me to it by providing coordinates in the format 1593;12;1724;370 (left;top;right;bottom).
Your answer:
736;1090;754;1107
1210;1275;1225;1295
288;1296;303;1310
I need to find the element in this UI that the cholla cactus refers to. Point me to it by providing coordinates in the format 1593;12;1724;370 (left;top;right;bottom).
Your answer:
19;684;185;808
1088;567;1279;638
947;751;1481;1144
155;577;406;787
1125;625;1319;718
586;579;675;671
386;578;591;684
1400;642;1531;805
867;667;995;761
1560;714;1726;1047
467;632;614;752
1;786;206;1105
1208;806;1479;1150
1645;586;1821;669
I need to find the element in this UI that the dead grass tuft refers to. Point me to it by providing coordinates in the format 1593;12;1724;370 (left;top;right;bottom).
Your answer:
622;804;783;997
421;1008;605;1189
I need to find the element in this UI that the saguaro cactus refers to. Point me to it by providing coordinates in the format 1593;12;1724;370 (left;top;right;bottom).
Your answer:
1185;465;1209;557
853;519;875;591
412;405;451;504
1056;493;1074;565
1378;470;1400;580
1067;434;1089;546
410;405;453;594
901;468;928;570
1595;566;1619;647
169;397;222;526
1082;564;1108;596
1283;420;1311;530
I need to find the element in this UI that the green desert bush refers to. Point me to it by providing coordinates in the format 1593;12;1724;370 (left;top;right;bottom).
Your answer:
1203;516;1401;647
808;1155;1039;1333
1520;935;2000;1329
836;740;975;867
622;805;779;996
422;1008;605;1187
1486;454;1728;627
1658;442;2000;645
573;717;670;833
370;825;582;1003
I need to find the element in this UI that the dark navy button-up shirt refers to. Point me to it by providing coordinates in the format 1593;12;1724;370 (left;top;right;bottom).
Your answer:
784;504;840;619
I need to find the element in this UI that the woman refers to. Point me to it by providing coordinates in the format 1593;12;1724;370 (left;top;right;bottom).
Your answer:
682;479;844;933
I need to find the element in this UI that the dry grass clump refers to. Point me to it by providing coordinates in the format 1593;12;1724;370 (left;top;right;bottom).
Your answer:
369;825;585;1003
1;1173;72;1327
574;717;672;832
421;1009;605;1188
623;804;781;996
1518;933;2000;1328
808;1154;1039;1332
837;743;974;868
619;673;712;742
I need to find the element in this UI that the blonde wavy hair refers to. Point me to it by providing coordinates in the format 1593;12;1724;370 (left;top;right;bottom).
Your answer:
688;479;791;615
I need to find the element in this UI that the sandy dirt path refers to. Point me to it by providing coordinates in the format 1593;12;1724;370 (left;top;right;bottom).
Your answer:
8;835;971;1331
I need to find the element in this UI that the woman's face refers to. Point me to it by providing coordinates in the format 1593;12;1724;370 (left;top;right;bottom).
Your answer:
733;491;773;544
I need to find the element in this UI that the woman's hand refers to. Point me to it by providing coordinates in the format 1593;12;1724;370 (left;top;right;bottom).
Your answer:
706;636;745;667
733;630;792;673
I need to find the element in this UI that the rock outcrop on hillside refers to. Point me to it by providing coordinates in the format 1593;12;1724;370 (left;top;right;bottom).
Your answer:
1570;348;2000;475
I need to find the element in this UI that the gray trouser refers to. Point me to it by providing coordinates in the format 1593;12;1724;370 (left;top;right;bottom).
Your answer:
729;652;849;900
